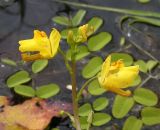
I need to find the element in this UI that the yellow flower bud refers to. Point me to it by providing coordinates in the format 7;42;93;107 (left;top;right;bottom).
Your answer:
18;29;61;61
67;24;94;45
98;55;139;96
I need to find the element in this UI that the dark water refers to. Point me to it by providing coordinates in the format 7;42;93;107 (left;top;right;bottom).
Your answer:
0;0;160;130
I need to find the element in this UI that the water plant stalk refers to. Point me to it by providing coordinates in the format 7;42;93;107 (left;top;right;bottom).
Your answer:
53;0;160;18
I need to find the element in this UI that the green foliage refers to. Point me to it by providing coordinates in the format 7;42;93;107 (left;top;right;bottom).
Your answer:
79;116;88;129
87;17;103;33
130;75;141;87
14;85;35;97
88;79;106;96
61;28;78;39
36;84;60;99
134;60;147;73
112;95;134;119
7;71;31;88
72;10;86;26
32;59;48;73
111;53;133;66
79;103;92;117
133;88;158;106
137;0;150;4
123;116;143;130
66;45;90;61
141;107;160;125
1;58;17;66
92;113;111;126
88;32;112;51
82;57;103;79
93;97;109;111
52;16;70;26
146;60;158;71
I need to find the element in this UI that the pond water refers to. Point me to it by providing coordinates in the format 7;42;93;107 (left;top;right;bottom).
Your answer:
0;0;160;130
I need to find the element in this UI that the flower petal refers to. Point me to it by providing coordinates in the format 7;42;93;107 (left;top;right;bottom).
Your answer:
108;87;131;96
49;28;61;57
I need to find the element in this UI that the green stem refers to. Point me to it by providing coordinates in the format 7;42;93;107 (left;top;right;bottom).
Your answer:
70;56;81;130
58;48;72;73
77;76;97;101
53;0;160;18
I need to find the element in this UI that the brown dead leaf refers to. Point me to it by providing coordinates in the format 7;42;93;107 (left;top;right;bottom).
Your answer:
0;97;71;130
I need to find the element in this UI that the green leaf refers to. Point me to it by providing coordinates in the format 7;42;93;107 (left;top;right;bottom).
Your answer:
133;88;158;106
93;97;109;111
92;113;111;126
61;28;78;39
130;75;141;87
82;57;103;79
123;116;143;130
66;45;90;61
7;71;31;88
1;58;17;66
137;0;150;4
112;95;134;119
72;9;86;26
88;32;112;51
79;103;92;117
79;116;88;129
141;107;160;125
32;59;48;73
88;79;106;96
111;53;133;66
134;60;147;73
14;85;35;97
36;83;60;99
147;60;158;71
52;16;69;26
87;17;103;34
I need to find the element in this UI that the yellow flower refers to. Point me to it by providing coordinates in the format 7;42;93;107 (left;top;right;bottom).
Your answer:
98;55;139;96
67;24;94;45
19;29;61;61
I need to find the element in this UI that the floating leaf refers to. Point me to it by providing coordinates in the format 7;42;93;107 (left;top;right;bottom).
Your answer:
93;97;109;111
134;60;147;73
72;9;86;26
88;79;106;96
36;84;60;99
88;32;112;51
87;17;103;33
79;116;88;129
92;113;111;126
1;58;17;66
111;53;133;66
0;98;71;130
133;88;158;106
141;107;160;125
52;16;69;26
14;85;35;97
82;57;103;78
7;71;31;88
66;45;90;61
61;28;78;39
137;0;150;4
130;75;141;87
123;116;143;130
112;95;134;119
32;59;48;73
79;103;92;117
146;60;158;71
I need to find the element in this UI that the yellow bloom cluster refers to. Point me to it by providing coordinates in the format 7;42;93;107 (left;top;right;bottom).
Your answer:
98;55;139;96
19;29;61;61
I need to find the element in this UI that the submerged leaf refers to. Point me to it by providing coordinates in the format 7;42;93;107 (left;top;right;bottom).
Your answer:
72;10;86;26
52;16;70;26
0;98;71;130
